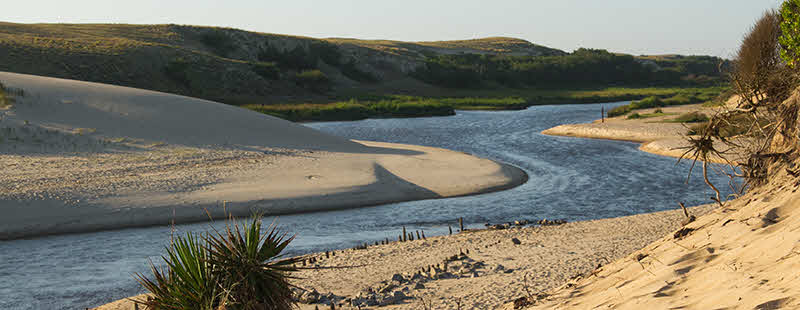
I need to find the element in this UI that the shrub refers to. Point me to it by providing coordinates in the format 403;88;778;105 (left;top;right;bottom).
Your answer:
136;215;298;310
654;108;663;113
164;58;191;86
200;30;237;57
627;112;642;119
291;69;331;92
251;61;280;80
779;0;800;67
339;60;379;83
670;112;709;123
0;81;21;109
258;43;317;71
731;10;792;104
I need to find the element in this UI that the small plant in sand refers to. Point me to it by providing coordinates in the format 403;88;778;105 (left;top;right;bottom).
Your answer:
136;215;299;310
0;81;24;109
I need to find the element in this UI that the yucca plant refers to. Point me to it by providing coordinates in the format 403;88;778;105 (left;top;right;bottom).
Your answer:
135;233;223;310
135;215;298;310
207;215;299;310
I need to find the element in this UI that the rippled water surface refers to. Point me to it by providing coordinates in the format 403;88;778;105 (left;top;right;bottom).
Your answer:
0;102;733;309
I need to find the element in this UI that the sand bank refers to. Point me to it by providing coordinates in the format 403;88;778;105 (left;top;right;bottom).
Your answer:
541;104;735;164
0;72;526;240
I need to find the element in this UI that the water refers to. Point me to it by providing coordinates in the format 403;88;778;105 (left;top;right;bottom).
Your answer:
0;102;734;309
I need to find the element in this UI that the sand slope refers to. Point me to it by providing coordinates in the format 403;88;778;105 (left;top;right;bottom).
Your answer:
520;167;800;310
0;72;526;240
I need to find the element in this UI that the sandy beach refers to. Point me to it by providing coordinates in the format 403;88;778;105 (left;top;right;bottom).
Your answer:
97;205;714;310
0;72;526;240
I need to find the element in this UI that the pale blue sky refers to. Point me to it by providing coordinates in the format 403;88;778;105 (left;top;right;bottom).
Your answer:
1;0;785;57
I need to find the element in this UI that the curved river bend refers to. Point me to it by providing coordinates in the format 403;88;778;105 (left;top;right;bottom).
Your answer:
0;102;732;309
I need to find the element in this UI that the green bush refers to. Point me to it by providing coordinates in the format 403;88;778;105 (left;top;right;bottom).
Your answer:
291;70;331;92
670;112;709;123
251;61;280;80
200;30;237;57
627;112;642;119
780;0;800;67
164;58;191;86
339;60;379;83
136;215;298;310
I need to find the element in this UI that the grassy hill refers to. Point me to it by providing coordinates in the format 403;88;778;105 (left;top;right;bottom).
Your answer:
0;22;727;121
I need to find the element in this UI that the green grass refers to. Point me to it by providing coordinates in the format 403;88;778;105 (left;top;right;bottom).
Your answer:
663;112;710;123
626;111;675;119
248;86;722;122
246;98;454;122
607;87;724;117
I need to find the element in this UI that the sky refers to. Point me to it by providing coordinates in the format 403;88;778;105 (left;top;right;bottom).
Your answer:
1;0;787;58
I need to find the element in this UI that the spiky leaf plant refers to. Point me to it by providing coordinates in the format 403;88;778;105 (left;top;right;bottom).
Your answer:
135;215;298;310
207;215;299;310
135;233;223;310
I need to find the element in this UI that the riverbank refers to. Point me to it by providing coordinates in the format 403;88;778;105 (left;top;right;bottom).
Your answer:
247;87;723;122
541;103;737;164
96;204;714;310
0;72;526;240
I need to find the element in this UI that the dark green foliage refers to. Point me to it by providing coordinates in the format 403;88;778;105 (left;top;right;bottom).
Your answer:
339;60;379;83
200;30;237;57
258;43;317;71
310;41;342;66
412;49;727;89
135;215;298;310
251;62;280;80
291;70;331;92
164;58;191;86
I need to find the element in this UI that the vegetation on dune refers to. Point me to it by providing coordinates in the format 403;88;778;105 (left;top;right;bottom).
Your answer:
135;215;298;310
666;111;709;123
680;4;800;205
606;88;723;117
0;81;24;109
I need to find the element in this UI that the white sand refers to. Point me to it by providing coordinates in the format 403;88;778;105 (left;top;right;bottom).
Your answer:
0;72;526;240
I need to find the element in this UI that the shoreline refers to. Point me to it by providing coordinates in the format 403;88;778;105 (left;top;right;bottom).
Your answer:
96;204;714;310
0;145;528;241
541;103;735;164
0;72;529;241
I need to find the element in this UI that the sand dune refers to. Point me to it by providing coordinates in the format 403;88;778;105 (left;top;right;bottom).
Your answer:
0;72;526;240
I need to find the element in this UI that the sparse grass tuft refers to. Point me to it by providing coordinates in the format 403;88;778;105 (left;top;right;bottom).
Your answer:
665;112;709;123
